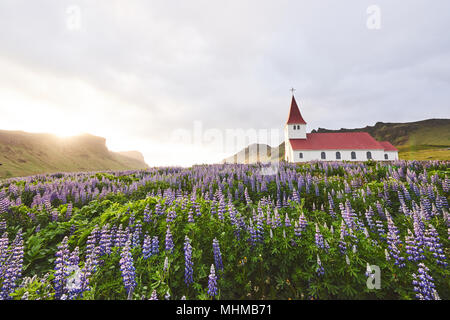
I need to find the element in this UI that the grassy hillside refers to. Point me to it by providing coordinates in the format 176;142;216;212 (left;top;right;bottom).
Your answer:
224;119;450;163
0;130;148;179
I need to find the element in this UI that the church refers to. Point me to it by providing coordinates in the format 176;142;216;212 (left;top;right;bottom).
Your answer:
284;95;398;162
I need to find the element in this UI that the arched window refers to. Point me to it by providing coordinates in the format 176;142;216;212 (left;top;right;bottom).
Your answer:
299;152;303;159
293;125;296;130
336;151;341;160
384;154;388;160
321;152;326;160
366;151;372;160
351;151;356;160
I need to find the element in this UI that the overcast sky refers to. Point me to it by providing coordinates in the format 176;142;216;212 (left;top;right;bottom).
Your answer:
0;0;449;166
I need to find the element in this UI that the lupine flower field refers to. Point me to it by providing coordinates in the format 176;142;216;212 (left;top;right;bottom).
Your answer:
0;160;448;300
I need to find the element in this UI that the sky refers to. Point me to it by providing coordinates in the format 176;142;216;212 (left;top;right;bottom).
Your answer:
0;0;449;167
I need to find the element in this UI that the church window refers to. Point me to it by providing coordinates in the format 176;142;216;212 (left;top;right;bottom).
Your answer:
384;154;388;160
321;152;326;160
367;151;372;160
336;151;341;160
351;151;356;159
293;126;296;130
299;152;303;159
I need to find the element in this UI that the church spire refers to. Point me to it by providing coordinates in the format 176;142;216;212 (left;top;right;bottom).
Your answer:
286;95;307;125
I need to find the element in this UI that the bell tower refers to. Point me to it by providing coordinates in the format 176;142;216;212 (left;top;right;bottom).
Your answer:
284;93;307;141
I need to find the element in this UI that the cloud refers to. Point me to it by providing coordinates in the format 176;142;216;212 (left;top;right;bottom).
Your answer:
0;0;449;166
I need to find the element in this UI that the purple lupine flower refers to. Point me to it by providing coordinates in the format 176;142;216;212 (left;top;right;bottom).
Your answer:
314;224;329;251
149;290;158;300
244;188;252;206
114;225;124;248
85;227;98;258
386;216;405;268
217;200;226;220
375;220;386;239
143;205;151;223
69;247;80;267
165;226;174;253
143;234;152;259
184;236;194;286
51;210;59;222
405;229;425;262
132;221;142;248
273;209;282;228
298;212;308;232
285;213;291;227
248;219;257;246
0;231;24;300
187;209;194;223
207;264;218;297
256;214;264;243
66;203;73;220
128;210;135;229
412;263;439;300
119;241;136;299
365;207;375;230
166;210;177;223
99;225;112;256
53;236;71;299
212;238;223;272
152;236;159;255
424;224;447;267
0;220;6;234
338;230;347;255
0;233;8;286
316;255;324;276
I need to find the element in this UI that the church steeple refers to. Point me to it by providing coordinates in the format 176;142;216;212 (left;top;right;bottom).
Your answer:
286;95;307;125
285;92;307;142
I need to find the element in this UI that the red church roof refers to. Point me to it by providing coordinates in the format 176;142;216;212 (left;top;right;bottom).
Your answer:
286;96;307;124
289;132;386;150
379;141;398;151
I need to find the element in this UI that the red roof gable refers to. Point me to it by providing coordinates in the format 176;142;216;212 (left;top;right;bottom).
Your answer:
379;141;398;151
286;96;307;124
289;132;385;150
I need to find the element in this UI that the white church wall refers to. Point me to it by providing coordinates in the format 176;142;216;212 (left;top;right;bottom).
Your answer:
285;124;306;139
284;139;294;162
384;151;399;161
291;149;386;162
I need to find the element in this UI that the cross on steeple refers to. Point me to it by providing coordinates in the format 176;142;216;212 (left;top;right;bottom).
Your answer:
290;87;296;96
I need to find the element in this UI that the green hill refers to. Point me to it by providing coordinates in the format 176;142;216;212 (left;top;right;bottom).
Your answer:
223;119;450;163
0;130;149;179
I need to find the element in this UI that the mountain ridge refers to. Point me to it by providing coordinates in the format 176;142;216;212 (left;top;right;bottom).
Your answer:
0;130;148;179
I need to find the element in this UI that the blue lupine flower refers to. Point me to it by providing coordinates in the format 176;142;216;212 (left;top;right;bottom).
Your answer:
184;236;194;286
119;241;136;298
212;238;223;272
0;231;23;300
412;263;439;300
53;236;70;299
207;264;218;297
386;216;405;268
149;290;158;300
316;255;324;277
143;234;152;259
424;224;447;267
405;229;425;262
165;226;174;253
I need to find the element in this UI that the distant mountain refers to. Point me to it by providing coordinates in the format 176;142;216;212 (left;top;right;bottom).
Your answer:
223;119;450;163
117;151;147;163
0;130;148;179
